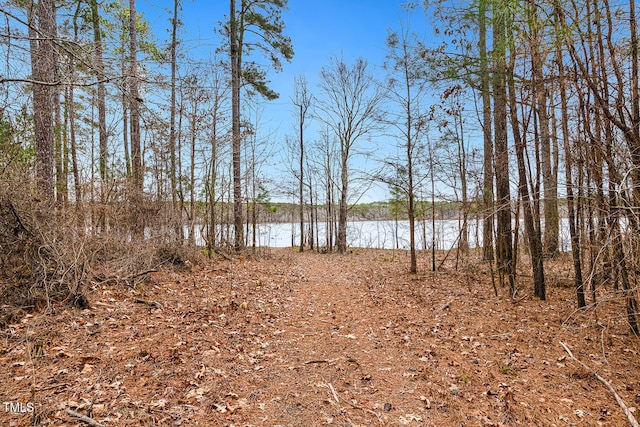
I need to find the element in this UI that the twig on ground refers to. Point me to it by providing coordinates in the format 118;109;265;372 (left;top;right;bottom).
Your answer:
598;321;609;364
346;399;381;418
328;382;340;404
486;333;512;340
559;341;639;427
129;269;158;281
304;357;339;365
34;383;67;392
92;301;116;308
66;408;105;427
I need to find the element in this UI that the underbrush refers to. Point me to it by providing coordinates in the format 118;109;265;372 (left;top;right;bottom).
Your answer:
0;197;204;328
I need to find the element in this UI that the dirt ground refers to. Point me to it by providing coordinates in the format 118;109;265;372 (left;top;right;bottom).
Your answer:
1;248;640;426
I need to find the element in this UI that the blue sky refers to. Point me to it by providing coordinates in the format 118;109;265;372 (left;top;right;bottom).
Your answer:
136;0;436;201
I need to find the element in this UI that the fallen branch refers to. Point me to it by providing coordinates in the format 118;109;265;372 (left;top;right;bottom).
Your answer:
129;268;158;281
66;408;105;427
559;341;640;427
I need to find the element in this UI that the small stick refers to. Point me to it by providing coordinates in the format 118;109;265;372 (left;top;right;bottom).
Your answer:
305;357;339;365
304;359;330;364
129;268;158;280
66;408;106;427
559;341;640;427
328;382;339;404
34;383;67;392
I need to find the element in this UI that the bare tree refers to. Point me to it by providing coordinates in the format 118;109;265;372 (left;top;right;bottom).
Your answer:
311;127;339;252
528;0;558;258
204;59;229;254
291;74;312;252
381;23;430;273
316;56;383;254
128;0;143;236
507;10;545;299
478;0;494;262
169;0;181;241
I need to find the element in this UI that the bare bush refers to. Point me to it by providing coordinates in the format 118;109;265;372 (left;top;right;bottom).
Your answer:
0;194;205;328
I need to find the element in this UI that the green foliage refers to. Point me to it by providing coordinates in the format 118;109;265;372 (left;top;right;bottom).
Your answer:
0;116;34;177
106;1;165;61
388;184;408;217
257;184;277;213
242;62;278;99
229;0;294;99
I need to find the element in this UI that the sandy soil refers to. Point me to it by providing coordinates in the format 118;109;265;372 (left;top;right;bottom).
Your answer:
1;248;639;426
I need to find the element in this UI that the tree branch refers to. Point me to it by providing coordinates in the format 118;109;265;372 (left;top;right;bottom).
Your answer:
66;409;106;427
559;341;640;427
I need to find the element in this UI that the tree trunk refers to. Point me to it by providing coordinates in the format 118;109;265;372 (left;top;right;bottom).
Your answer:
327;140;334;252
299;104;304;252
630;0;640;205
555;2;585;308
408;161;416;273
309;176;315;251
493;0;515;294
337;150;348;253
91;0;108;230
129;0;143;237
456;111;469;255
29;0;56;202
208;104;219;252
67;3;83;220
189;98;197;245
170;0;180;241
53;4;64;204
230;0;244;251
529;2;558;258
507;36;545;300
479;0;494;262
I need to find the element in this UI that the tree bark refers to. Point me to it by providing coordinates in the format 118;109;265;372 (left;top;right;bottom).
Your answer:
230;0;244;251
507;29;545;300
129;0;143;236
554;1;585;308
170;0;180;241
29;0;56;202
492;0;515;294
299;102;304;252
529;2;558;258
337;149;348;253
479;0;494;262
91;0;108;230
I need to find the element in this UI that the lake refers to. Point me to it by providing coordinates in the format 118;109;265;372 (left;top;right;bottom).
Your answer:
188;219;572;251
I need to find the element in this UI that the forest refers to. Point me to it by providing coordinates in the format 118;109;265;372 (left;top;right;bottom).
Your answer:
2;0;640;425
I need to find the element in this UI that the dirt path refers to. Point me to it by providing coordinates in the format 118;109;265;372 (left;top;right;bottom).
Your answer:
1;249;637;426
